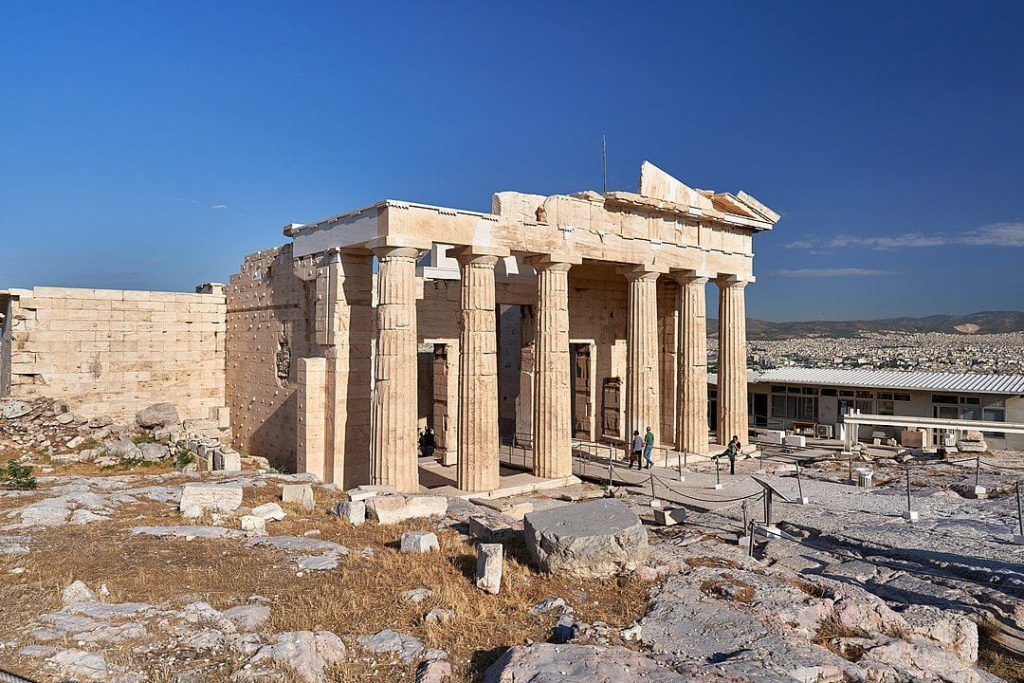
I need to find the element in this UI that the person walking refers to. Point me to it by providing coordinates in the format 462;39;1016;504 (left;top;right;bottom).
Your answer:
630;430;643;469
643;426;655;469
725;435;740;475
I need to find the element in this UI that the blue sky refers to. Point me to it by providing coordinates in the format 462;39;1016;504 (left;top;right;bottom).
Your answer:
2;1;1021;321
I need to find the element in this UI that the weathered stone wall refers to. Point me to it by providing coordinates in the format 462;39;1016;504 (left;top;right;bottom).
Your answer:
0;286;225;421
225;244;317;469
0;296;15;397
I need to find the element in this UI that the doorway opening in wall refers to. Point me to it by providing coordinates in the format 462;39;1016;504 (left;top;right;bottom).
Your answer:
569;343;593;440
753;393;768;427
601;377;621;440
496;304;523;440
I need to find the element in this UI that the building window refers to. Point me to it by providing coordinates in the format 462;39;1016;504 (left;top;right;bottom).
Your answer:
933;394;959;405
894;393;911;402
821;388;837;396
877;400;894;416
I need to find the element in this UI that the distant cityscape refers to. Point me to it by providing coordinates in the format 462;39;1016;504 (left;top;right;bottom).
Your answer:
725;331;1024;375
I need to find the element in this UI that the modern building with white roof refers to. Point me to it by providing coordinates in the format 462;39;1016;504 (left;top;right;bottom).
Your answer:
710;367;1024;450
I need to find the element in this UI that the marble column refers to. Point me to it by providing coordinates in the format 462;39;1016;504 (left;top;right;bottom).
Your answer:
675;273;710;455
370;246;420;492
530;260;573;479
625;268;661;442
716;277;749;446
455;251;500;492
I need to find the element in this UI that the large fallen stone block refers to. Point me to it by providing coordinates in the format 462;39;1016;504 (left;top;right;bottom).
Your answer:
483;644;685;682
135;403;180;429
524;499;647;579
366;495;447;524
179;484;243;515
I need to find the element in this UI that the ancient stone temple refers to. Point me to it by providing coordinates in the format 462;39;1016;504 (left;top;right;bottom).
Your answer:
0;161;778;493
224;162;778;492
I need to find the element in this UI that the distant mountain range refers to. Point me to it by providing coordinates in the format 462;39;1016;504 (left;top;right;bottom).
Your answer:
707;311;1024;340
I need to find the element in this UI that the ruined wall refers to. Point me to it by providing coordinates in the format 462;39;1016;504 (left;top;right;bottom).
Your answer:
225;244;317;469
0;286;225;421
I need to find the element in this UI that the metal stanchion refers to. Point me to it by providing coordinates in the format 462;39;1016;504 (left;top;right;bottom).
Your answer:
714;455;723;490
848;452;854;484
973;456;986;498
1015;482;1024;544
747;519;756;557
796;461;808;504
903;466;918;521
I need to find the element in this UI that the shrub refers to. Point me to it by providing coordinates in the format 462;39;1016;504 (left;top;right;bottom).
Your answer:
0;459;37;490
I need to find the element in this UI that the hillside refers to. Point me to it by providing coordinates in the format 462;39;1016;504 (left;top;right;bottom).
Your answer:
709;311;1024;340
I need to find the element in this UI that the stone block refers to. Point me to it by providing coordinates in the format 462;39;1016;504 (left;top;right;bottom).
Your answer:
468;513;522;543
367;495;448;525
221;450;241;472
400;531;440;553
762;430;785;445
252;502;286;522
347;484;397;503
783;434;806;448
330;501;366;525
524;499;647;579
475;543;503;594
179;484;243;514
240;515;266;532
652;508;686;526
135;403;180;429
282;484;315;512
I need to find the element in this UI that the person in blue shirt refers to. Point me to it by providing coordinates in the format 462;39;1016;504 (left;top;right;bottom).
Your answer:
643;427;655;469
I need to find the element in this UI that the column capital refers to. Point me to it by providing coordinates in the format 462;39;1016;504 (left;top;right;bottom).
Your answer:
670;268;714;285
524;252;582;269
620;263;668;281
370;245;422;261
368;235;428;255
715;273;755;288
450;244;510;260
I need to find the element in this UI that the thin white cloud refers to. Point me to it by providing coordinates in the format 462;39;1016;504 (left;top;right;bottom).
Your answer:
772;268;894;278
209;204;228;210
786;221;1024;250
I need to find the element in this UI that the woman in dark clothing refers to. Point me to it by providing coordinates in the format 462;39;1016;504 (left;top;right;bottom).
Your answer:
420;428;437;459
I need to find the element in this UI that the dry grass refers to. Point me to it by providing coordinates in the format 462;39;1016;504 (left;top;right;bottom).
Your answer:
0;482;652;682
684;555;741;570
699;575;755;604
978;624;1024;682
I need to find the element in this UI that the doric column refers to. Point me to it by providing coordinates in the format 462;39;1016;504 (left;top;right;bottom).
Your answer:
675;273;710;455
529;258;574;479
370;246;420;492
624;267;662;442
716;276;749;446
454;248;503;493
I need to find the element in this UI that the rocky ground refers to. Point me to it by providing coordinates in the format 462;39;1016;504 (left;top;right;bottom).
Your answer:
1;398;1023;682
